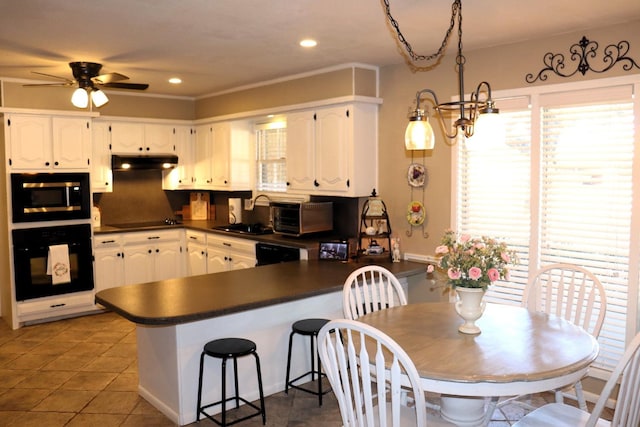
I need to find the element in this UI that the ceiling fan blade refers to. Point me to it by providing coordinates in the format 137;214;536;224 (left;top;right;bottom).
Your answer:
101;82;149;90
92;72;129;84
31;70;73;82
23;82;73;87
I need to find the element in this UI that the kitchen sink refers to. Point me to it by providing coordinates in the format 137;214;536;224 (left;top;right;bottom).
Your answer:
212;223;273;235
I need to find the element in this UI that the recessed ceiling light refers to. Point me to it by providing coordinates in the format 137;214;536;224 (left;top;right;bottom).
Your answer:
168;77;182;84
300;39;317;48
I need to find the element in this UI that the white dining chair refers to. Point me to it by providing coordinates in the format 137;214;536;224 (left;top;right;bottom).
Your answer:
512;331;640;427
524;263;607;409
343;265;407;320
318;319;453;427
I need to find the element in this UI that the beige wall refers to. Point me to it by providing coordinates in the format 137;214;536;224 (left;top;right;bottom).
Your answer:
378;19;640;258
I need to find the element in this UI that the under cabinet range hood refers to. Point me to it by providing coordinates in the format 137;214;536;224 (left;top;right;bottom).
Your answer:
111;154;178;170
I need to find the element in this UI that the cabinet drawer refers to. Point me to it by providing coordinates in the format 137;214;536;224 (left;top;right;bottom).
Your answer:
94;234;123;248
206;234;256;255
122;230;181;245
186;230;206;244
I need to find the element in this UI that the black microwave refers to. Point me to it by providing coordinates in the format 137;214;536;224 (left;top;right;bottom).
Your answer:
11;173;91;223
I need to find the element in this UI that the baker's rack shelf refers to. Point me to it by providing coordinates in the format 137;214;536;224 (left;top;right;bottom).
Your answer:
357;193;392;262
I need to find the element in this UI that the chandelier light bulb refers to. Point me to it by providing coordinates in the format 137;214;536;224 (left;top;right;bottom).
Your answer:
405;112;435;150
71;88;89;108
91;89;109;107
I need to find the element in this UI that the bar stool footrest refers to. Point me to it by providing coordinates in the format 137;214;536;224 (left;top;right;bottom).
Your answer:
198;396;263;426
287;371;331;396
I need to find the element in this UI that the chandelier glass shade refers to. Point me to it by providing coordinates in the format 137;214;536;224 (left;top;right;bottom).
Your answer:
384;0;502;149
71;86;109;108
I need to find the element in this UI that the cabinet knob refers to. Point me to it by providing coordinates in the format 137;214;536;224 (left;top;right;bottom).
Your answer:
54;161;59;166
156;249;159;253
146;147;150;151
228;257;233;262
45;162;50;166
314;179;320;187
139;147;143;151
224;256;228;261
148;249;152;253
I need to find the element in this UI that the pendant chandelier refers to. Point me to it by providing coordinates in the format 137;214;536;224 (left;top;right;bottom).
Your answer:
383;0;500;149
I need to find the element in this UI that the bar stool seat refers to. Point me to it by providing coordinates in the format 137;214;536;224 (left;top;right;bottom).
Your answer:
197;337;266;426
285;318;331;406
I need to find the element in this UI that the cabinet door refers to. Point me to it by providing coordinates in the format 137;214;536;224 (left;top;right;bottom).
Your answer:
173;125;194;188
154;241;182;280
210;123;230;187
315;106;350;192
206;246;228;273
7;114;52;170
187;242;207;276
94;247;125;292
91;122;113;192
110;122;145;153
52;117;91;169
286;110;316;191
193;124;213;188
229;252;256;270
123;244;154;285
145;123;175;154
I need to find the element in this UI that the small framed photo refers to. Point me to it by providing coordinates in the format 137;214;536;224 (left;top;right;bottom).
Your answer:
319;241;349;261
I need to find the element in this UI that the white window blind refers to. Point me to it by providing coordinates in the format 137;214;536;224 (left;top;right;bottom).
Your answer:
456;83;637;372
458;97;532;305
255;123;287;192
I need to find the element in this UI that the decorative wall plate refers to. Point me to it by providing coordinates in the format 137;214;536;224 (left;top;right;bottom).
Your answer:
406;201;425;225
407;163;426;187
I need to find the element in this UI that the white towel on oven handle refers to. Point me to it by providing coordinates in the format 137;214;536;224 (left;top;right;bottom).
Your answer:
46;244;71;285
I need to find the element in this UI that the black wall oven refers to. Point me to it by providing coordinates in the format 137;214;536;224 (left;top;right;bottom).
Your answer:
11;172;91;223
12;224;94;301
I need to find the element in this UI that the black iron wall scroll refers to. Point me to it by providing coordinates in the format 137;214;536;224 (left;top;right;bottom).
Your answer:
526;36;640;83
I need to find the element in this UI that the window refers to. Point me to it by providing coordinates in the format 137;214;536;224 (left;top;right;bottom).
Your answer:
454;77;639;373
255;121;287;192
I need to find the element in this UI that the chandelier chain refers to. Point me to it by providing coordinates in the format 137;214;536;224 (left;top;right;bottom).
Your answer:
383;0;461;63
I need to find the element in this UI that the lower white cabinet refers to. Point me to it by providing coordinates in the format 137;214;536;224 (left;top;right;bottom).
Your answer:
94;230;184;296
186;230;257;275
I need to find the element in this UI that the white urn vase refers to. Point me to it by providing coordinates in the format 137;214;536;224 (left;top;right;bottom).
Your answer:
454;287;486;334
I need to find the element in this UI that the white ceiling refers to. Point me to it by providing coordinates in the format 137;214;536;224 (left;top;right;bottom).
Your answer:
2;0;640;99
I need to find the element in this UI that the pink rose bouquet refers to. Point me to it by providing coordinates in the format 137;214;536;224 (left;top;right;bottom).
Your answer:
435;229;518;290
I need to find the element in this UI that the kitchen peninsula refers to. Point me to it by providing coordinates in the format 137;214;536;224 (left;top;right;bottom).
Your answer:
96;258;427;425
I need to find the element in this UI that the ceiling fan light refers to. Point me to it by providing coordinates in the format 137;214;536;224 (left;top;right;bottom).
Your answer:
405;109;435;150
91;89;109;107
71;88;89;108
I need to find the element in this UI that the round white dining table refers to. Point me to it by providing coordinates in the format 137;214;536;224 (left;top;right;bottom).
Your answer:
357;302;599;426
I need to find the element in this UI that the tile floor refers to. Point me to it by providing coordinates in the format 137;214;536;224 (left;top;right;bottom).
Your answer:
0;311;612;426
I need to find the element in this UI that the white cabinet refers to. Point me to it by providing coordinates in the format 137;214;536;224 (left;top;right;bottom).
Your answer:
286;103;377;197
110;122;176;154
91;121;113;192
186;230;208;276
185;230;257;275
192;121;252;191
6;114;91;171
121;230;183;285
94;235;125;294
206;234;257;272
94;230;184;294
163;125;195;190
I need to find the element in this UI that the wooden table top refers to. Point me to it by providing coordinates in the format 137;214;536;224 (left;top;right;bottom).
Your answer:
357;302;599;395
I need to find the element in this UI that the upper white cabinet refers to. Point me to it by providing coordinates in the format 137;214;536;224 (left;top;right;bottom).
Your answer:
162;125;195;190
110;122;175;154
286;103;377;197
6;114;91;171
192;120;253;191
91;121;113;193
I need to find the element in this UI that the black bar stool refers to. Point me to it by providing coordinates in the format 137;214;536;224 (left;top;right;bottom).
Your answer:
196;337;266;426
284;318;331;406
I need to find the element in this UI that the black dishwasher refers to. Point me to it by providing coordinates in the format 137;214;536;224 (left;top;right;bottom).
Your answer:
256;243;301;266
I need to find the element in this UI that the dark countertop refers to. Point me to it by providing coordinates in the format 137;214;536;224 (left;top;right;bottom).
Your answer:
95;259;427;326
93;220;337;252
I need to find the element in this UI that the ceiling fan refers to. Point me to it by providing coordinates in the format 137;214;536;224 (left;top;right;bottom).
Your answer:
24;61;149;108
